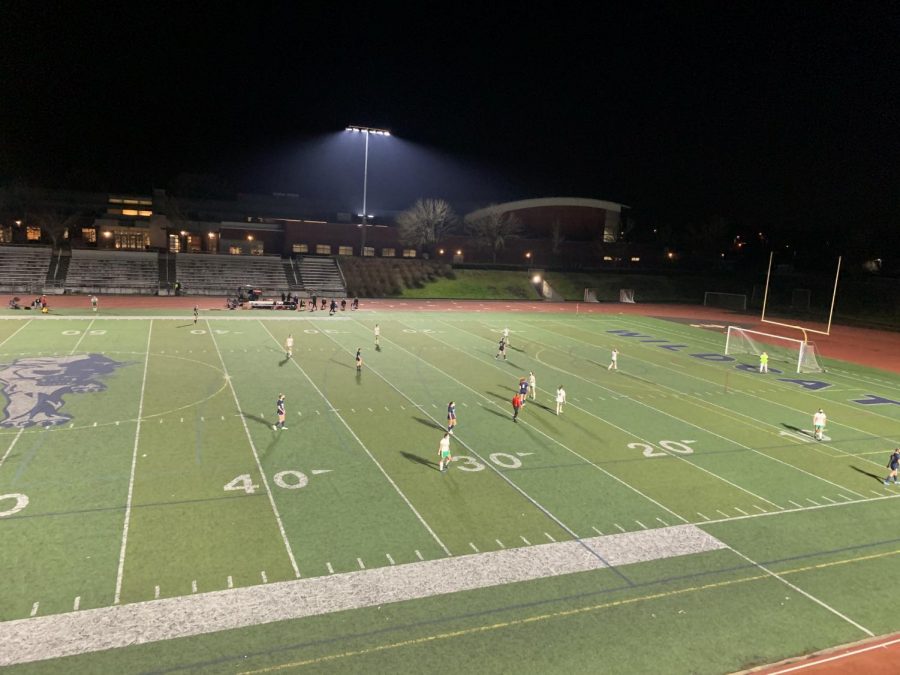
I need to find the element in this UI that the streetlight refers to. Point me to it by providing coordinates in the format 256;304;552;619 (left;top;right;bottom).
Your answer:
346;125;391;253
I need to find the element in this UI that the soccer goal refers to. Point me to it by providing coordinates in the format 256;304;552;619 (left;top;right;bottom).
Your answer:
619;289;635;303
703;291;747;311
583;288;599;303
724;326;824;373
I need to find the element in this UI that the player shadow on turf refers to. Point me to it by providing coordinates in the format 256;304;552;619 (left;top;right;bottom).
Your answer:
413;417;444;430
279;356;290;367
330;357;353;369
375;344;381;352
176;323;194;328
400;451;439;470
850;465;885;483
781;422;814;438
239;411;272;428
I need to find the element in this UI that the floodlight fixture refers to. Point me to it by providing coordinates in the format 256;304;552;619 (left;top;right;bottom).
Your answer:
346;124;393;250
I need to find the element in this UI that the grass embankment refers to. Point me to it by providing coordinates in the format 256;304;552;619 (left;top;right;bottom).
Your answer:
398;269;538;300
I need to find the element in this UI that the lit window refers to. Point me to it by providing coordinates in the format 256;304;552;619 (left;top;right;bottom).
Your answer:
381;248;396;257
108;197;124;204
139;199;152;206
123;199;140;205
292;243;308;253
362;246;375;257
138;210;152;217
630;257;640;262
169;233;182;253
603;256;613;261
338;246;353;256
26;226;41;241
0;226;11;243
402;249;416;258
229;246;242;255
316;244;331;255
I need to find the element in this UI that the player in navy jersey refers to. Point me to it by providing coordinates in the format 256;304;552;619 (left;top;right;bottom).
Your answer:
447;401;457;434
518;377;529;407
273;394;287;430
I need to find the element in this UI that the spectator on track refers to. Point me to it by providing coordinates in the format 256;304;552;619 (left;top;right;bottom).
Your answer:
90;295;99;313
341;298;347;311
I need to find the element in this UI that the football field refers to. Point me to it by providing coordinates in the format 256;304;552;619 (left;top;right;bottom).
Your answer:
1;307;899;673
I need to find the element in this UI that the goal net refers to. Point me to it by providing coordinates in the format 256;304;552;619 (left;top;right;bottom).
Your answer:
724;326;823;373
583;288;599;303
704;291;747;311
619;289;635;303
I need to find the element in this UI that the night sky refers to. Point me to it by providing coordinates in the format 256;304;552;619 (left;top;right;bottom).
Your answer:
2;2;899;244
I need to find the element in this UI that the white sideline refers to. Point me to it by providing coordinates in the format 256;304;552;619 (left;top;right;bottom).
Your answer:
0;525;725;666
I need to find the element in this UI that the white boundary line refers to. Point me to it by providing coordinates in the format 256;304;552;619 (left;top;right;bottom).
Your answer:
255;320;451;557
207;321;301;578
0;524;724;666
113;320;153;604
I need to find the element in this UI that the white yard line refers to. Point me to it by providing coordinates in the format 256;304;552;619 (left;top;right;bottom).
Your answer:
496;320;872;496
68;318;95;355
565;316;900;448
0;319;32;350
368;318;687;526
113;320;153;605
0;428;25;471
208;321;301;578
726;544;873;637
0;525;726;666
256;321;451;557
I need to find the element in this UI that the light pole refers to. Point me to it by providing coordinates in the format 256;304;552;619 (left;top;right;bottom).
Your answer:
346;125;390;254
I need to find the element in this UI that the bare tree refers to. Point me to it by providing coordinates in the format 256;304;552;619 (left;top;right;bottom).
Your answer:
466;208;522;263
396;198;458;255
29;208;81;249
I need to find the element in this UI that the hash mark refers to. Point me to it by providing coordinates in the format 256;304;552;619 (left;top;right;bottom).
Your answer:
656;518;669;527
788;500;803;508
754;505;768;513
326;562;334;574
520;536;531;545
837;493;852;501
715;510;730;518
261;571;268;583
73;596;81;611
696;512;710;521
821;495;836;504
734;507;749;515
386;554;395;565
469;542;480;553
357;558;366;570
227;576;234;589
614;523;626;533
495;539;505;548
154;585;160;599
191;580;197;593
545;532;557;542
30;602;39;617
415;550;424;561
591;526;603;536
635;521;647;530
806;498;820;506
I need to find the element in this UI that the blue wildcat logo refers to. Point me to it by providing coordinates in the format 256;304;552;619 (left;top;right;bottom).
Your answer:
0;354;125;428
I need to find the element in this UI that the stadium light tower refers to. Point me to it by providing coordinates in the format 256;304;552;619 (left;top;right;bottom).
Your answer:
345;125;391;253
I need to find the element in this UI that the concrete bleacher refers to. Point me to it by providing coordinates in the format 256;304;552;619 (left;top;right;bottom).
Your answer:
0;246;53;293
298;256;346;296
176;253;290;295
65;249;160;294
